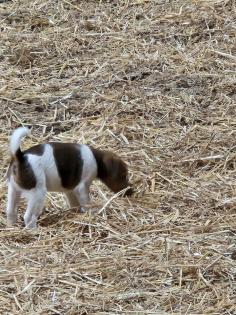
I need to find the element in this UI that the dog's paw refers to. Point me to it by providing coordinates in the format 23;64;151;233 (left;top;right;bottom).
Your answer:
7;216;17;226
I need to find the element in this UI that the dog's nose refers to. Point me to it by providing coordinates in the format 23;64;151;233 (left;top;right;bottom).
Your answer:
124;186;134;196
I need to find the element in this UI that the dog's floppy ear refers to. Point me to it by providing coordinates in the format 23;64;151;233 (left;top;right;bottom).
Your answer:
102;153;122;178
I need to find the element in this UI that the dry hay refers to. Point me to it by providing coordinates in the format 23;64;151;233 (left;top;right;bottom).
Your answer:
0;0;236;314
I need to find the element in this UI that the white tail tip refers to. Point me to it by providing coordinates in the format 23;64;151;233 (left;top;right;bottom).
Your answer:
10;127;30;155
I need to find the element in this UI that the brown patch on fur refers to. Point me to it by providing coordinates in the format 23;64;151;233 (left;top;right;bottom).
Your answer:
51;143;83;190
7;144;45;190
90;147;133;195
24;144;45;156
8;156;37;190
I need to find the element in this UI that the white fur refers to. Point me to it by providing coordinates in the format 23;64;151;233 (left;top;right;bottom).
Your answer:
6;179;21;225
30;144;62;192
10;127;30;155
6;141;98;228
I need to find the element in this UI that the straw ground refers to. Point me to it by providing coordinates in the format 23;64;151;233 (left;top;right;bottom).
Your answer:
0;0;235;314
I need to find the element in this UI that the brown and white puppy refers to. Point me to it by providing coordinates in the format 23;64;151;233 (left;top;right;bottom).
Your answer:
6;127;133;228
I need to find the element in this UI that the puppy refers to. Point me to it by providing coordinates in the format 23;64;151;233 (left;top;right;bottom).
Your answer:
6;127;133;228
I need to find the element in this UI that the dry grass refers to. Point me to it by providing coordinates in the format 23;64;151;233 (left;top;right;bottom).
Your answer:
0;0;236;314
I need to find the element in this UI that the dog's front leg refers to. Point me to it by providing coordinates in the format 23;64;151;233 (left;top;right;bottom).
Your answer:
66;191;80;208
75;182;90;213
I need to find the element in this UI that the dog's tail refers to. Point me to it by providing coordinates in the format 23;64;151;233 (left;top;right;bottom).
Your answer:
10;127;30;162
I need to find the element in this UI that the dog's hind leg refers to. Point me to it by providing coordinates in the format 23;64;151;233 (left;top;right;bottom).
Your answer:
6;182;21;225
24;188;46;228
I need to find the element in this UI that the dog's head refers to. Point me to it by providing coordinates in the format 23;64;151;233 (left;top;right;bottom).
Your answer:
102;153;133;195
92;148;133;196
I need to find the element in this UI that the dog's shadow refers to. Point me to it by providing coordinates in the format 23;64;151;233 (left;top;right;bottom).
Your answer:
39;207;84;227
